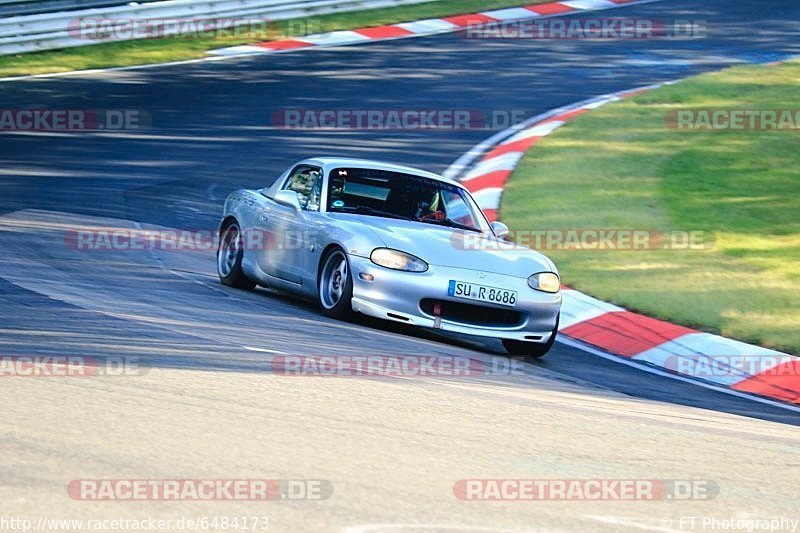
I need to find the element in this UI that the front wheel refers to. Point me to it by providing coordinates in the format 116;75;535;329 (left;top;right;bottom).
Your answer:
503;313;560;360
318;248;353;319
217;220;256;290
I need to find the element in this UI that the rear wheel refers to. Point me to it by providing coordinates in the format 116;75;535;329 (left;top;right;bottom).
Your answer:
217;220;256;290
318;248;354;319
503;313;560;360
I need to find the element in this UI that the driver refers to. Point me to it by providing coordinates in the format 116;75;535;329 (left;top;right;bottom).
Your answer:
419;191;446;221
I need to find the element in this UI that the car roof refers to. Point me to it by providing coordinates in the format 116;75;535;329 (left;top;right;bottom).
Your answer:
300;157;462;187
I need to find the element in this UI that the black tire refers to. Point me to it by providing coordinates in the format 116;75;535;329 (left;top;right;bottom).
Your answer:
502;313;560;360
217;219;256;290
318;247;354;319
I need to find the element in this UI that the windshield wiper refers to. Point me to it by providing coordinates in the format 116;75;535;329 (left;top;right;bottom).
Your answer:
335;206;415;221
418;217;482;233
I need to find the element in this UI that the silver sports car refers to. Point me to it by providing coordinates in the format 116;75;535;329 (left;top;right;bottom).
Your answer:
217;158;562;358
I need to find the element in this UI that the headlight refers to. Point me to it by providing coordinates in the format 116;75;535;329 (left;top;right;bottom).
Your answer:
370;248;428;272
528;272;560;293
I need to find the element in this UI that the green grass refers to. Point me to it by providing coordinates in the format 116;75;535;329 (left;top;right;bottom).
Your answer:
502;59;800;354
0;0;548;77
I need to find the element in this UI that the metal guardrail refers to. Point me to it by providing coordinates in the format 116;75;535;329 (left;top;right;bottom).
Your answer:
0;0;432;56
0;1;164;18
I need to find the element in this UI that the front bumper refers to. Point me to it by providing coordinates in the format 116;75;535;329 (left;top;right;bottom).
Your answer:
348;255;561;343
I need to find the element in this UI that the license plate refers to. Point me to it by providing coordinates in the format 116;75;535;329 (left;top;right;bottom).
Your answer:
448;280;518;307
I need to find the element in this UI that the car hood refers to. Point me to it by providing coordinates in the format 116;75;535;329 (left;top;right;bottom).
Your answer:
325;214;557;278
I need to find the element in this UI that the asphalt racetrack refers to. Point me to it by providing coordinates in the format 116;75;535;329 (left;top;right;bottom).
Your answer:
1;0;799;531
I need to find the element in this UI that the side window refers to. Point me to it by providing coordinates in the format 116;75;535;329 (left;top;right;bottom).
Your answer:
283;166;323;211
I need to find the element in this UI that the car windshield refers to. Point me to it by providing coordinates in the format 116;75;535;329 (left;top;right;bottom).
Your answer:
326;167;489;232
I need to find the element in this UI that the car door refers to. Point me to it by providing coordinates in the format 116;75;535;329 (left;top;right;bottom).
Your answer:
256;165;323;285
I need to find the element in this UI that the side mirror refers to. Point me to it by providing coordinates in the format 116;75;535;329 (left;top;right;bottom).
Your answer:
490;221;509;238
275;189;303;211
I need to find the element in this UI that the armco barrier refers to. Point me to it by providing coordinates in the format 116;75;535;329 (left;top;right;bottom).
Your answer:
0;0;433;55
0;1;163;18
